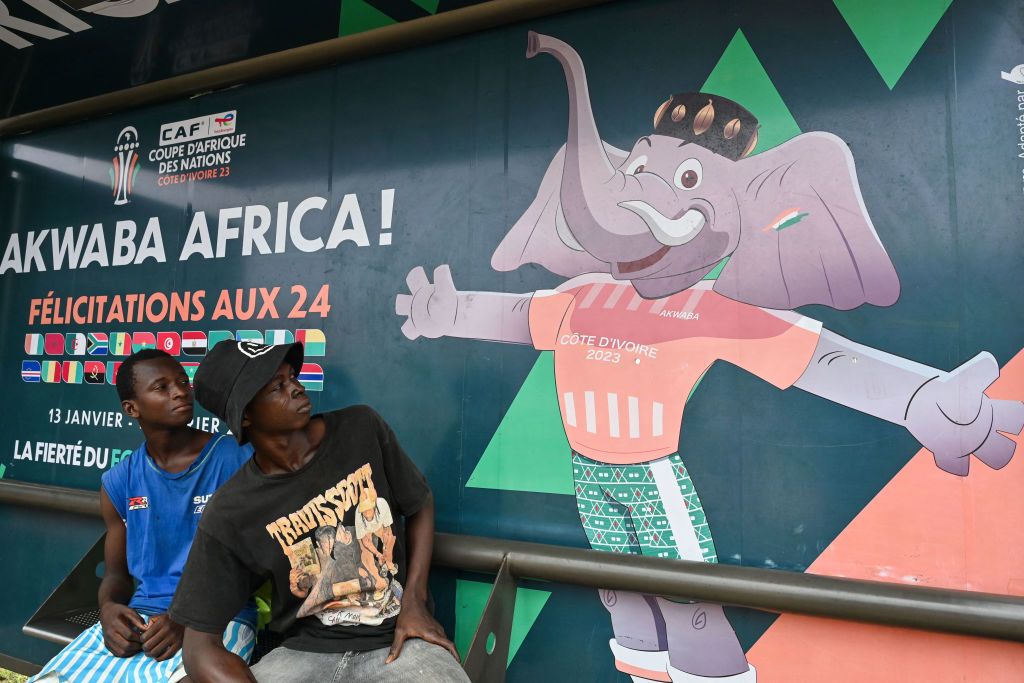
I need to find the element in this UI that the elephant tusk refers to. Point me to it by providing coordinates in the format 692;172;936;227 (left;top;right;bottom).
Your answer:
555;204;586;252
618;201;706;246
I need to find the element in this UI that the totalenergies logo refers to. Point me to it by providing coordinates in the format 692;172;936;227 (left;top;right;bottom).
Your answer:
110;126;141;206
214;112;236;130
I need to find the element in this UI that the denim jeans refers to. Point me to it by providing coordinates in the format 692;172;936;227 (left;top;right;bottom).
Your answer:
250;638;470;682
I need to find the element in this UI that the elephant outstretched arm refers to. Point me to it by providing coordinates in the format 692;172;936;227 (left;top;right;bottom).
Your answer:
794;329;1024;475
395;265;533;344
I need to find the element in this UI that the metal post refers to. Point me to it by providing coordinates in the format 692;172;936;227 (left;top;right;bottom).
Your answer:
463;556;518;683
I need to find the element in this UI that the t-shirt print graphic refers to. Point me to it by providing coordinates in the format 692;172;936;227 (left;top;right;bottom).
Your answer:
280;476;402;626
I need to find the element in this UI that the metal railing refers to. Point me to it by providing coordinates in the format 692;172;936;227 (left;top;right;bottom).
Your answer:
3;479;1024;682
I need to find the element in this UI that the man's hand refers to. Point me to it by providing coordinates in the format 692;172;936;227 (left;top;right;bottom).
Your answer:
141;613;185;661
385;599;459;664
99;602;145;657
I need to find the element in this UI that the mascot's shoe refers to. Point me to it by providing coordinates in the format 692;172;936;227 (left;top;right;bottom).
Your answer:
609;638;671;682
657;599;751;680
667;663;756;682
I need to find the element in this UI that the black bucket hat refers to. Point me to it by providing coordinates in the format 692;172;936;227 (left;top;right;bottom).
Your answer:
194;340;304;443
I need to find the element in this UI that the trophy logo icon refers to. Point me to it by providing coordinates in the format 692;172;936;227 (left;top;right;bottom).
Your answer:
111;126;141;205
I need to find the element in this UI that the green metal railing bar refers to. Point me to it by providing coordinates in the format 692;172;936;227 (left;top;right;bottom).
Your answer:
3;479;1023;641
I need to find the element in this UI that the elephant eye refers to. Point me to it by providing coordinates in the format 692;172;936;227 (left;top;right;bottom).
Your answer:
625;155;649;175
673;158;703;190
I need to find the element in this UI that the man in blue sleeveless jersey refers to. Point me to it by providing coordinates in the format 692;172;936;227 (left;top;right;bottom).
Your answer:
30;350;257;683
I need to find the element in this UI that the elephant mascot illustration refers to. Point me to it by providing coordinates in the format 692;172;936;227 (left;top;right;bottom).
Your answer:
395;32;1024;683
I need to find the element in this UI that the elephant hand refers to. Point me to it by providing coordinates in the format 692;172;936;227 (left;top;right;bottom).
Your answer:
905;352;1024;476
395;265;459;340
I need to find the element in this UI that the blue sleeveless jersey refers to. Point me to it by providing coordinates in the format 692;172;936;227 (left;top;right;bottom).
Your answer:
101;433;257;627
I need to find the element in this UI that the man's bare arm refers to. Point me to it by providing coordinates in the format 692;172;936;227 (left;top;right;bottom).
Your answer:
182;628;256;683
386;492;459;663
98;487;146;657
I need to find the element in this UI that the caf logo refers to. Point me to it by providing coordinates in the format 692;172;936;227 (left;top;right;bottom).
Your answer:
111;126;141;206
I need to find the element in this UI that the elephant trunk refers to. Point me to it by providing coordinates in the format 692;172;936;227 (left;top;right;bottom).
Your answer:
528;32;619;236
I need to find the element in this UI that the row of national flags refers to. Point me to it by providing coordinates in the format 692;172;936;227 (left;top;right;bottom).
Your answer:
24;329;327;358
20;360;325;391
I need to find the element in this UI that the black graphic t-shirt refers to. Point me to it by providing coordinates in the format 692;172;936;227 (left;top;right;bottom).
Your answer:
169;406;430;653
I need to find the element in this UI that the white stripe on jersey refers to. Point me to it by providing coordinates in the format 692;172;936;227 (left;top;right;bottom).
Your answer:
564;392;577;427
603;284;629;309
628;396;640;438
607;393;620;438
584;391;597;433
680;288;706;314
578;284;605;309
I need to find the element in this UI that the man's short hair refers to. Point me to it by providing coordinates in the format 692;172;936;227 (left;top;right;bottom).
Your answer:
116;349;176;402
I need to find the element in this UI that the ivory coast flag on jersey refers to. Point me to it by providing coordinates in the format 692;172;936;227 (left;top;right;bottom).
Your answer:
25;334;44;355
41;361;61;383
296;329;326;356
62;361;83;384
110;333;131;355
264;330;294;345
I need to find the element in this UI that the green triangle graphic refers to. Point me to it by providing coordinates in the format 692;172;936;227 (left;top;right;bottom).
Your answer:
701;29;802;154
466;352;574;495
338;0;396;37
455;579;552;667
702;258;728;281
834;0;954;89
466;31;804;495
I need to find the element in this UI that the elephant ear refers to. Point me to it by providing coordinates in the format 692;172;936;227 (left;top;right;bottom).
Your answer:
491;142;627;276
713;132;900;310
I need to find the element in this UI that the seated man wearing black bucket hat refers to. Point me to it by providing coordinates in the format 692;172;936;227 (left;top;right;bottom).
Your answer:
168;340;468;682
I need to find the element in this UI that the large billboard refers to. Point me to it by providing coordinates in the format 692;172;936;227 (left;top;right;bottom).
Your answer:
2;0;1023;679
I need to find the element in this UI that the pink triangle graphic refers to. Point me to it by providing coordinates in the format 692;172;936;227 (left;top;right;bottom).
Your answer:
748;348;1024;681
